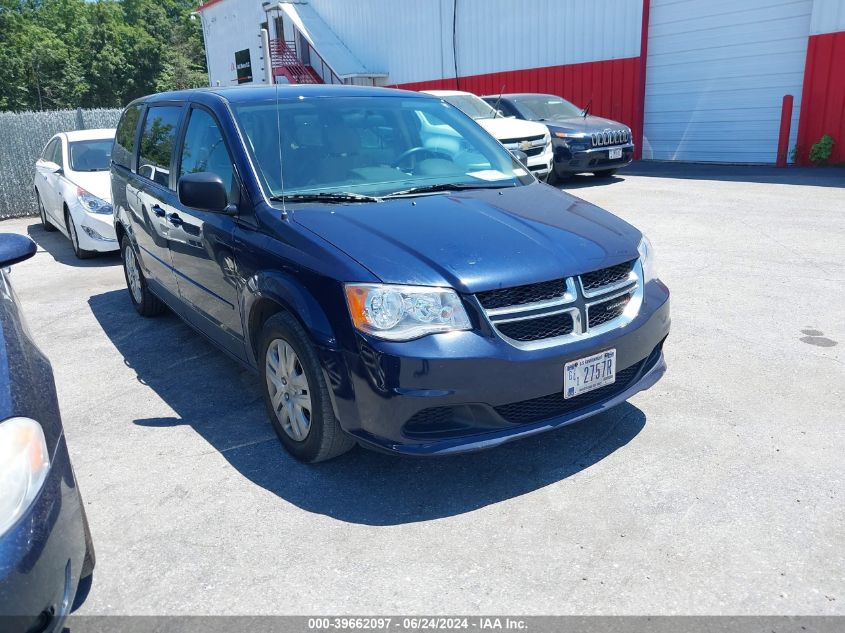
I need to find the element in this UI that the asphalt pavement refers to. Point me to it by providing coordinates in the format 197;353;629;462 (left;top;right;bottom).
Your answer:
1;162;843;615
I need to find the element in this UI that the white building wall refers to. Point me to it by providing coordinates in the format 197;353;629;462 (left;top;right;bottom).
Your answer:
810;0;845;34
643;0;812;163
272;0;642;85
201;0;273;87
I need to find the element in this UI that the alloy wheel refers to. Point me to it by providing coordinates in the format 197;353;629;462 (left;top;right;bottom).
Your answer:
69;216;80;253
265;338;312;441
123;244;143;304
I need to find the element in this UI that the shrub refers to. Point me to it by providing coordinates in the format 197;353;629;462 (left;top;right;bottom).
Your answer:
809;134;835;164
790;145;800;163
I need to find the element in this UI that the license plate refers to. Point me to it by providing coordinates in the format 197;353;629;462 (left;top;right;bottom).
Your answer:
609;148;623;159
564;349;616;399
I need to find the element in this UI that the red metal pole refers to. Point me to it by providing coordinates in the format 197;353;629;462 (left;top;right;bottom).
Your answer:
776;94;794;167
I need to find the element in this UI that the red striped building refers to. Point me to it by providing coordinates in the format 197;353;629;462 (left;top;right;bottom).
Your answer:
197;0;845;165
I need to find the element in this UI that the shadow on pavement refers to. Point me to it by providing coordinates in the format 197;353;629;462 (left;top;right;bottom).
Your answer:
621;160;845;188
25;221;120;268
88;289;647;526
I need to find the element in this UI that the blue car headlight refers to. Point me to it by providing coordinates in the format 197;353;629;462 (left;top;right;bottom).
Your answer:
76;187;113;215
345;284;471;341
638;235;658;282
0;417;51;537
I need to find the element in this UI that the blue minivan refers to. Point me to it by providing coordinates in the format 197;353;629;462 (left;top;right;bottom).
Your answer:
110;85;670;462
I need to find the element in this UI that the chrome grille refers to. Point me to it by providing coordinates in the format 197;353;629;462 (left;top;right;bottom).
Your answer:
591;128;630;147
475;260;642;348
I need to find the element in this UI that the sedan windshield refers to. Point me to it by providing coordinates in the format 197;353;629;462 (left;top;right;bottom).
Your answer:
232;95;532;199
68;139;113;172
439;94;498;120
512;96;583;121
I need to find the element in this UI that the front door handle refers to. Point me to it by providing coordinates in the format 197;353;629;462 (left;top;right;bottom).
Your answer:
152;204;166;217
167;213;184;227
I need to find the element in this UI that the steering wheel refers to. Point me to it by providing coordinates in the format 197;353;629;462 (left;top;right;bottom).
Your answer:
391;147;451;170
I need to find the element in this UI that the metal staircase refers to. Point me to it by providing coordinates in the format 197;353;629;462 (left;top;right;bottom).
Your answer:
269;40;322;84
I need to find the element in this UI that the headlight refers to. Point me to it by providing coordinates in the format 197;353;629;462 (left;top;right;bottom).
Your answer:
345;284;471;341
0;417;51;537
76;187;113;215
638;235;657;281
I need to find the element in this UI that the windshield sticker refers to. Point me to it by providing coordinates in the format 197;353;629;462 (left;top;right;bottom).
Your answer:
468;169;509;181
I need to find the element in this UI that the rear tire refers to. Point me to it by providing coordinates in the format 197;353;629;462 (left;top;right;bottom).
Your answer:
592;168;618;178
66;212;96;259
259;312;354;463
37;193;57;231
121;236;165;317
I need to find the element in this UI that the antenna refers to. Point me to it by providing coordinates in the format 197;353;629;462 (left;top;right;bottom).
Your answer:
491;84;506;119
274;80;288;218
582;98;592;118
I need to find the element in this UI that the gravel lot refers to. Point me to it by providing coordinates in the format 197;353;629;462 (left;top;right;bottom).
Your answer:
2;163;843;615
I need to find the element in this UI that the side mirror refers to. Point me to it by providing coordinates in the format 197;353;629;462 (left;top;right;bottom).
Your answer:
509;149;529;167
40;161;62;174
0;234;37;268
178;172;230;213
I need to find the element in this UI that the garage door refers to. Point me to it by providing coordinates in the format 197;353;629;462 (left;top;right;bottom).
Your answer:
643;0;812;163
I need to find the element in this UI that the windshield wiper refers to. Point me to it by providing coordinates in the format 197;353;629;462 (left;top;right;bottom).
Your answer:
270;192;382;204
383;182;516;198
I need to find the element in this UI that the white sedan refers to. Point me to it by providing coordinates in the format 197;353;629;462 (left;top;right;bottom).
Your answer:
34;129;118;258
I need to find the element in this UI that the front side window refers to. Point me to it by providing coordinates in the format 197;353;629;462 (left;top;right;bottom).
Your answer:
69;139;112;172
50;139;64;167
42;139;58;162
138;105;183;188
179;108;236;198
232;95;531;199
113;104;142;169
511;96;582;121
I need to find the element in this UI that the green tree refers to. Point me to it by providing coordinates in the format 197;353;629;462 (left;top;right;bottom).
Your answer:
0;0;207;111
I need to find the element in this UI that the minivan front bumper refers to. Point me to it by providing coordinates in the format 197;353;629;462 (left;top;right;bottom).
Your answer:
332;278;670;455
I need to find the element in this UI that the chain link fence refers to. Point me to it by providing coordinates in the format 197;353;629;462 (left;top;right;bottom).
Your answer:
0;108;122;220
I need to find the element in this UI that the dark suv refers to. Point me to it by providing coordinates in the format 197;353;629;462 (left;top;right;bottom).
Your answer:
111;85;669;463
482;93;634;183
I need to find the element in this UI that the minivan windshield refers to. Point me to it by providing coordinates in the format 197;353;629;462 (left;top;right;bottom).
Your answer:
511;96;583;121
231;95;531;199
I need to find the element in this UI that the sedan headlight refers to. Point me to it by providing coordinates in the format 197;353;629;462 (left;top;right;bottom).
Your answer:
76;187;113;215
0;417;51;537
638;235;657;281
345;284;471;341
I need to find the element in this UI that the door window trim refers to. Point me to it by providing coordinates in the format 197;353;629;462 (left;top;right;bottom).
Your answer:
174;103;244;207
135;102;188;191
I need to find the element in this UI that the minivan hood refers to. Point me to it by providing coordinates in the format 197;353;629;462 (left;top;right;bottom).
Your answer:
546;115;627;133
291;184;640;293
68;170;111;202
476;117;548;141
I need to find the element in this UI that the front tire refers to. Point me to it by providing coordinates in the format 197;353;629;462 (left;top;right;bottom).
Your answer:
121;236;165;317
66;212;96;259
260;312;354;463
546;167;571;186
37;193;57;231
592;168;618;178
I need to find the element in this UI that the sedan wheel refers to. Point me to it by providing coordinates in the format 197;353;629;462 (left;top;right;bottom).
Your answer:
265;339;313;441
67;214;94;259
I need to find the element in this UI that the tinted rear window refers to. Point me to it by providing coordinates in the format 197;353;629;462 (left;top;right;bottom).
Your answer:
113;105;142;170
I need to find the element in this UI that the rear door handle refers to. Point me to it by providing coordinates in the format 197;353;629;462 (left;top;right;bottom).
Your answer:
152;204;166;217
167;213;183;227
